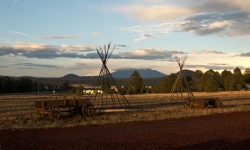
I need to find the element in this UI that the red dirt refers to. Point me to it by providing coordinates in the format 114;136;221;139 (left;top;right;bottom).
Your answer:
1;111;250;149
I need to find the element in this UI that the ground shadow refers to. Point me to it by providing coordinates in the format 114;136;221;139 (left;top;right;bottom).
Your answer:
176;138;250;150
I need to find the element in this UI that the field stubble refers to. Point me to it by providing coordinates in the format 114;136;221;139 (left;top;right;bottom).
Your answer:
0;91;250;130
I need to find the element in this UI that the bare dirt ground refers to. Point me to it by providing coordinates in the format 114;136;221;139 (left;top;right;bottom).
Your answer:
1;111;250;150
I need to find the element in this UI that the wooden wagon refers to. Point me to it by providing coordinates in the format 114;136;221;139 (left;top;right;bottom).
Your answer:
34;97;95;120
186;97;223;108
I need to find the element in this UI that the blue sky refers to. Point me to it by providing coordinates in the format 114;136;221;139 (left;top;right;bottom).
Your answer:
0;0;250;77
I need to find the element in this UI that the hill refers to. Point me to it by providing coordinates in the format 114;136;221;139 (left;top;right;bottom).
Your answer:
60;74;81;79
175;70;195;77
111;68;166;78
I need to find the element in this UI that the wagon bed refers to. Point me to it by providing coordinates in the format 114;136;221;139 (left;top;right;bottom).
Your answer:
34;97;95;120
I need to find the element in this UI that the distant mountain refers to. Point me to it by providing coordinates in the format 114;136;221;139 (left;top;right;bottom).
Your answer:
111;68;166;78
175;69;194;77
60;74;81;79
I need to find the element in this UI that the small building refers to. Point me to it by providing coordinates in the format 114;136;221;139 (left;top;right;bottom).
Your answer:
145;86;152;89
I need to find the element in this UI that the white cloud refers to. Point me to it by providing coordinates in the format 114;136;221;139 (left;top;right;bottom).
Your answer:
12;0;18;5
13;42;50;52
190;50;227;54
41;35;76;39
119;48;184;60
9;31;27;36
91;32;100;35
67;63;86;69
61;44;95;52
134;33;152;42
121;26;142;31
116;5;195;21
114;0;250;36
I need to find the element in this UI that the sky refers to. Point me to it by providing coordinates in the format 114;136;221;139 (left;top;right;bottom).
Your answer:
0;0;250;77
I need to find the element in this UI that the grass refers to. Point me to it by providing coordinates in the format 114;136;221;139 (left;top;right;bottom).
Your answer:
0;91;250;130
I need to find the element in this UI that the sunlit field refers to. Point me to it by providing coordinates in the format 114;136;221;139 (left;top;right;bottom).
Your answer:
0;91;250;130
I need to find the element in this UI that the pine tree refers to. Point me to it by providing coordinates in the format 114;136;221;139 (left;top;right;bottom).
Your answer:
205;77;218;92
221;69;233;90
158;74;177;93
128;71;143;94
1;76;12;93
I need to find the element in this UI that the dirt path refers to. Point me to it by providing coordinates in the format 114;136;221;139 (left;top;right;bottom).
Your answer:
1;111;250;149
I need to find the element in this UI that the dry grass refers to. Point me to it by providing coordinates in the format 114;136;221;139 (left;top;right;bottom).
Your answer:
0;91;250;130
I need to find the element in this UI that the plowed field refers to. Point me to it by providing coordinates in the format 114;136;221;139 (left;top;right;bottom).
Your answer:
1;111;250;149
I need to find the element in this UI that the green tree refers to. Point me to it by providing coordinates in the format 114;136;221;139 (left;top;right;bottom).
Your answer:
198;69;222;92
140;86;147;93
39;83;45;92
11;78;19;93
61;80;70;91
128;71;143;94
221;69;233;91
18;78;32;92
120;85;128;95
192;70;203;91
228;67;244;91
76;85;84;95
126;86;134;94
102;78;111;94
0;78;2;93
46;84;53;92
151;85;160;93
1;76;12;93
205;77;219;92
67;87;76;95
158;74;177;93
32;81;38;92
236;84;242;91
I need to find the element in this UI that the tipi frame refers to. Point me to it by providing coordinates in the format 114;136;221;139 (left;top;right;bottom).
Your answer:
89;43;131;109
167;55;195;103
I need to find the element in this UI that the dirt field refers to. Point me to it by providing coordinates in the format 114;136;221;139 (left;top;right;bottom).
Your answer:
1;111;250;149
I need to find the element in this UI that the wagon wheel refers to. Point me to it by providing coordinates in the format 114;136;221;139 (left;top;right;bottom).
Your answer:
43;113;51;120
82;103;95;117
42;106;51;120
69;107;76;116
51;105;61;120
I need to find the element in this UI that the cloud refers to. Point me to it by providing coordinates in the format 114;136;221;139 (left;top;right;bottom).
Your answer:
91;32;100;35
116;5;195;22
190;50;227;54
41;35;76;39
119;48;184;60
114;0;250;36
15;63;59;69
0;42;95;59
121;26;142;31
208;63;230;66
61;44;95;52
9;31;27;36
113;67;151;71
135;33;152;42
185;64;244;70
0;66;8;68
0;42;188;61
116;45;128;47
67;63;86;69
12;0;18;5
179;11;250;36
235;52;250;57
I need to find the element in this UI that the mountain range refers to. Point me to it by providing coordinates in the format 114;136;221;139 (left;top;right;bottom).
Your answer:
0;68;194;79
60;68;194;79
0;68;195;86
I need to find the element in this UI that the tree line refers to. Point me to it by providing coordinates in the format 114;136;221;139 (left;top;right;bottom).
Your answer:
0;76;71;93
121;67;250;94
1;67;250;94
